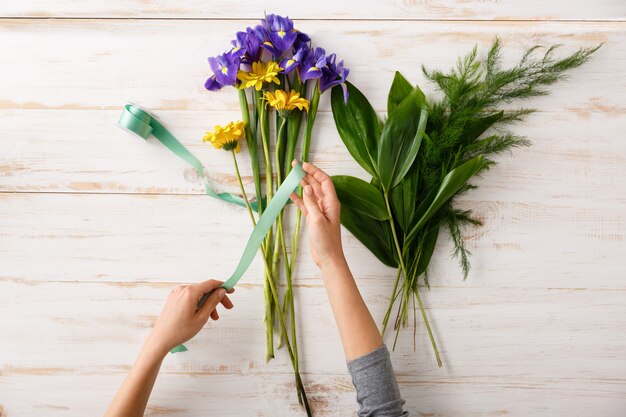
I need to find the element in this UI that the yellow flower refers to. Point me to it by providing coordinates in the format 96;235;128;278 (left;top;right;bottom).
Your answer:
203;121;246;153
237;61;282;91
264;89;310;114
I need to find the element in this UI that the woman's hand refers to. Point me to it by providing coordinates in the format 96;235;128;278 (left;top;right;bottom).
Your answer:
290;161;344;269
147;280;234;355
104;280;234;417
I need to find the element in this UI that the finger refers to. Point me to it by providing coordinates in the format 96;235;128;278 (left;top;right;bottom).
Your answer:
197;287;227;321
303;185;323;219
303;161;337;197
302;161;328;180
290;192;307;216
304;173;324;201
210;309;219;321
194;279;224;296
220;294;234;309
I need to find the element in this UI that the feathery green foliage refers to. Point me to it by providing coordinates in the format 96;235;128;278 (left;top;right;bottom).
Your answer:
331;38;599;366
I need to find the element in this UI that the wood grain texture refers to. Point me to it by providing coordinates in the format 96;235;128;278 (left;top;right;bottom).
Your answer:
0;20;624;113
1;4;625;417
1;0;625;21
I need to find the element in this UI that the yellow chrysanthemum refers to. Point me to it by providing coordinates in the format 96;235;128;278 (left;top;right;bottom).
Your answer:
237;61;283;91
264;90;310;114
202;120;246;153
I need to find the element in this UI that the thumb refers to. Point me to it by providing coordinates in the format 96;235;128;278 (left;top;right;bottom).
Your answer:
198;287;227;321
302;185;322;219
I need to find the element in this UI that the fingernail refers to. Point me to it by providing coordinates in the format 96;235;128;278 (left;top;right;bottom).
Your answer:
217;288;226;299
305;185;312;195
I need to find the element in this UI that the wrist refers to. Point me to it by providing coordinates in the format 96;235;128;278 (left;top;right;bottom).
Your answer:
319;253;349;276
142;332;170;362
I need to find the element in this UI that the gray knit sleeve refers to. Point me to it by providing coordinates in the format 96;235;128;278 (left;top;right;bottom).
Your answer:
346;345;409;417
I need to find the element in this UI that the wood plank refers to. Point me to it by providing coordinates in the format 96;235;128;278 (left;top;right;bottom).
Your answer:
0;192;624;289
1;280;625;378
0;20;622;113
1;280;625;416
1;110;624;199
1;0;624;21
2;372;623;417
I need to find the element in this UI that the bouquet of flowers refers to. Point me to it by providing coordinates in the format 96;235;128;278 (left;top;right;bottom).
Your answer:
202;14;349;414
330;39;599;366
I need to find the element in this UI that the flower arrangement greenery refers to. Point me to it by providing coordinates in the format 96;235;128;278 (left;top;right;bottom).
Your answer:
330;39;600;366
202;14;350;415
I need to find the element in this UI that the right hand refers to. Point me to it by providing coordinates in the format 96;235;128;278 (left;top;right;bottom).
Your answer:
148;280;234;355
290;161;344;269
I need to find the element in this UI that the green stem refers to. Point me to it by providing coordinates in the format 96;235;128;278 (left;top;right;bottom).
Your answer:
382;267;402;336
284;76;303;176
238;89;263;214
273;117;288;348
233;150;277;360
383;192;442;367
287;84;318;363
272;117;288;267
290;81;320;274
257;90;276;361
246;229;310;413
263;246;311;415
231;151;256;227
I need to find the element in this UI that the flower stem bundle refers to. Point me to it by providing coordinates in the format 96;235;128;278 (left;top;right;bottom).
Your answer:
330;39;599;366
202;14;350;415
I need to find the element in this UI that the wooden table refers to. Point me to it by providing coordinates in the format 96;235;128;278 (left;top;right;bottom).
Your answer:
1;2;625;416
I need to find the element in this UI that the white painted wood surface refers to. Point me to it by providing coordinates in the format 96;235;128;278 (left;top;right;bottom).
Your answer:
1;3;625;416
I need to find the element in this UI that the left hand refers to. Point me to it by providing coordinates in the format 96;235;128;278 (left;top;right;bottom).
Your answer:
148;280;234;354
290;161;344;269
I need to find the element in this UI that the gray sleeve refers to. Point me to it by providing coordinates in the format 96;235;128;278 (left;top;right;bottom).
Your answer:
346;345;409;417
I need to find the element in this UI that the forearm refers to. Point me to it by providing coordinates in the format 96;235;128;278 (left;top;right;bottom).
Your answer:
104;335;167;417
320;256;383;361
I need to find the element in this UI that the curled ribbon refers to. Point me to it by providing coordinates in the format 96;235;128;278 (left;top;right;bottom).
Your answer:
116;103;305;353
117;103;259;211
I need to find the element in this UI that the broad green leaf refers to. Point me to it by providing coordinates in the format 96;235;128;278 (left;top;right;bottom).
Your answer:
390;167;418;232
331;82;380;178
370;177;383;191
377;87;428;191
339;205;398;267
406;155;486;244
415;226;440;279
332;175;389;221
387;71;413;116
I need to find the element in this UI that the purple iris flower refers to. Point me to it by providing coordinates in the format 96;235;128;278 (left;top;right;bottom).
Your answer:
205;48;243;91
232;26;265;63
280;43;308;74
320;53;350;103
293;30;311;52
300;47;327;82
262;14;297;55
204;75;222;91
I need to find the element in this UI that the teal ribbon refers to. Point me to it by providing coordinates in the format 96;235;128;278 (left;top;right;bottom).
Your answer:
117;103;259;211
117;103;305;353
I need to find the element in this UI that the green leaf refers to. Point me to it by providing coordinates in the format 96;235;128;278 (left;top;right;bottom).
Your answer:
377;88;428;191
390;167;418;232
331;82;380;178
415;226;440;278
332;175;389;221
339;205;398;267
387;71;414;116
406;155;486;244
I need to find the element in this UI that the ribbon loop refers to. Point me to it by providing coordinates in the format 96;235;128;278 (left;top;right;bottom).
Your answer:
117;103;260;211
